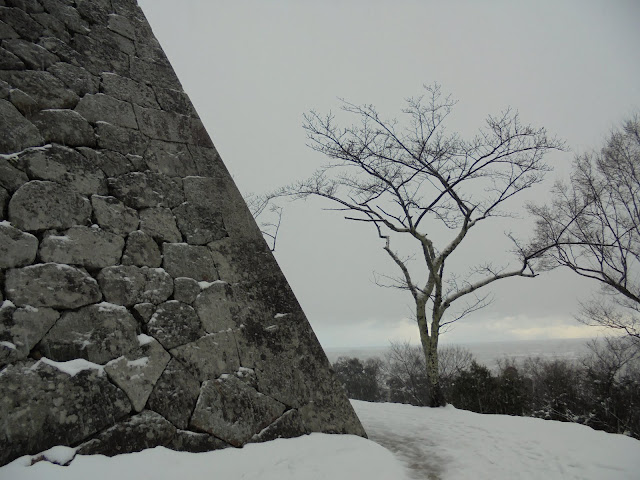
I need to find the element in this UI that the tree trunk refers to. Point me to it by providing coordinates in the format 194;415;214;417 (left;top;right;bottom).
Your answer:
416;298;445;407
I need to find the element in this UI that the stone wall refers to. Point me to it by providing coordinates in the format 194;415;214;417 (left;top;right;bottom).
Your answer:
0;0;365;466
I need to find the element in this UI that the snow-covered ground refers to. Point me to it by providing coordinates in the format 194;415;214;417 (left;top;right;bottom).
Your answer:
3;400;639;480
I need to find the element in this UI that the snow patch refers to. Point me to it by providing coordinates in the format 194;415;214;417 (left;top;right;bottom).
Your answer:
97;302;128;313
0;341;17;350
32;446;77;466
137;334;154;346
274;313;288;319
198;280;227;289
126;357;149;368
35;358;105;377
0;300;16;310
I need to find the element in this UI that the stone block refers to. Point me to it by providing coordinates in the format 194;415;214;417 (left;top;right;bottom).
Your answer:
0;360;131;466
0;70;78;110
139;207;182;243
130;55;181;90
132;303;155;323
190;376;286;447
173;202;228;245
134;104;212;147
0;99;43;153
32;11;71;43
122;230;161;267
39;302;138;364
101;72;159;108
2;38;59;69
144;139;198;177
250;409;307;443
147;300;203;350
194;282;238;333
0;222;38;268
76;411;176;457
169;332;240;382
0;45;25;69
91;194;139;235
154;87;197;117
97;265;173;307
5;263;101;308
8;180;91;231
0;7;44;41
95;121;148;156
39;226;125;269
168;431;229;453
147;358;200;429
47;61;99;96
0;305;59;367
172;277;200;305
162;243;218;282
104;337;171;412
23;145;106;195
0;155;29;192
108;171;183;209
30;108;96;147
75;93;137;129
71;33;129;76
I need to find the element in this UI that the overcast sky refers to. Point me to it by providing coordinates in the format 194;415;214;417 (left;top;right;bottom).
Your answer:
138;0;640;348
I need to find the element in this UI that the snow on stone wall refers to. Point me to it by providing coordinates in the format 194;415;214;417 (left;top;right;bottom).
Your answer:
0;0;365;466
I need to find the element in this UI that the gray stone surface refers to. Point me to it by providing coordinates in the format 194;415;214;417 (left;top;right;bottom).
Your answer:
0;70;78;109
190;376;286;447
39;226;125;269
76;411;176;457
47;61;99;96
194;282;238;333
173;201;227;245
109;171;183;209
0;360;131;466
0;305;59;366
147;300;203;350
147;358;201;430
75;93;137;129
168;431;229;453
30;108;96;147
91;194;139;235
0;154;29;192
2;38;58;69
250;409;307;443
139;207;182;243
0;221;38;268
101;72;158;108
8;180;91;231
134;104;211;146
22;145;106;195
132;302;155;323
173;277;200;305
163;243;218;282
0;98;43;153
97;265;173;306
104;337;171;412
95;121;148;156
39;302;138;364
5;263;101;308
170;332;240;382
122;230;161;267
144;139;197;177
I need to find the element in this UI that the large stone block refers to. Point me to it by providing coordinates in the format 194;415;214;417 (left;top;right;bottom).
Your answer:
144;139;198;177
76;411;176;457
39;302;139;364
91;194;139;235
108;171;183;209
162;243;218;282
173;202;228;245
170;332;240;382
39;226;125;269
2;38;59;69
122;230;161;267
30;108;96;147
104;336;171;412
190;376;286;447
5;263;101;308
0;359;131;466
147;300;203;350
101;72;159;108
147;358;201;429
8;180;91;231
139;207;182;243
0;222;38;268
0;305;59;367
0;70;78;110
95;121;148;156
23;145;106;195
134;105;212;147
97;265;173;306
0;99;43;153
0;154;29;192
75;93;138;129
47;61;99;96
194;282;239;333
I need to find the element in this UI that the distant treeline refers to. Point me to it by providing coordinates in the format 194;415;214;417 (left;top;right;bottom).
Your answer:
332;338;640;439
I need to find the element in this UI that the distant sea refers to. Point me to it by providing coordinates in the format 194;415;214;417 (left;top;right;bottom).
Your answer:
324;337;595;370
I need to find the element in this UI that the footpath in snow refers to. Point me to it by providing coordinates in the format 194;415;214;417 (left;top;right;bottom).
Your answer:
352;400;640;480
3;400;640;479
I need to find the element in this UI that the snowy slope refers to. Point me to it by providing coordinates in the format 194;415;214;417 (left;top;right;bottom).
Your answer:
3;400;640;480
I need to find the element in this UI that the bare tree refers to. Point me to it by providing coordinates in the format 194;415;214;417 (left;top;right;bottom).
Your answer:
529;116;640;344
246;193;283;252
276;84;563;406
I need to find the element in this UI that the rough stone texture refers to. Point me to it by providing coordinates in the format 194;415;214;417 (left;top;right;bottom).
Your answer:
97;265;173;307
139;207;181;243
0;0;364;466
22;145;107;195
0;360;131;466
190;376;287;447
8;180;91;231
91;194;139;235
122;230;161;267
0;221;38;268
76;411;176;457
147;358;200;430
5;263;101;308
104;337;171;412
39;303;139;364
39;226;125;269
147;300;203;350
163;243;218;282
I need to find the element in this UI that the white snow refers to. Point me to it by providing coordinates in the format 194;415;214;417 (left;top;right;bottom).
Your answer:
274;313;288;318
0;341;16;350
33;358;105;377
2;401;639;479
198;280;227;289
137;334;154;346
97;302;128;313
0;300;16;310
126;357;149;368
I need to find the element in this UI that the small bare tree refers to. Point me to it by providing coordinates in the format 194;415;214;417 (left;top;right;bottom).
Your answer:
529;115;640;344
277;84;563;406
